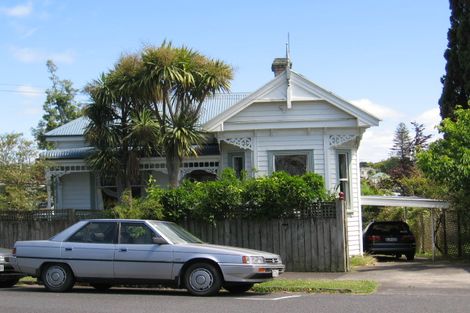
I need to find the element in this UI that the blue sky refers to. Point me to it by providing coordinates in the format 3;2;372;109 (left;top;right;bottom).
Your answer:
0;0;450;162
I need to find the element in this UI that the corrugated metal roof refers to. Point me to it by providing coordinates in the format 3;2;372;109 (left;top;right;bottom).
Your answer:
198;93;249;124
40;147;95;159
45;116;90;137
44;93;250;138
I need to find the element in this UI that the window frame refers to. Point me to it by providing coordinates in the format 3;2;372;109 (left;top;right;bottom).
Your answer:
267;150;314;175
118;221;158;245
66;221;118;244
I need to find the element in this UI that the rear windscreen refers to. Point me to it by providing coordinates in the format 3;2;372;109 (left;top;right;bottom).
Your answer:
370;223;410;235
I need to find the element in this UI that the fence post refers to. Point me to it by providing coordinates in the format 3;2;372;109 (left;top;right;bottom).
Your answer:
67;209;76;223
336;199;349;272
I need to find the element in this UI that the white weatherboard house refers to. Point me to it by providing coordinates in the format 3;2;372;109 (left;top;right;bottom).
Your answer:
42;59;380;256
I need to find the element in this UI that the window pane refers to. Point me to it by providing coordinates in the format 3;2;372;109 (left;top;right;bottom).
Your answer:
67;222;116;244
274;154;307;176
120;223;155;244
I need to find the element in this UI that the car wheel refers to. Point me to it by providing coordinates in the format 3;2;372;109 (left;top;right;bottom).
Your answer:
90;283;112;291
224;283;254;294
184;262;222;296
406;253;415;261
42;263;75;292
0;279;19;288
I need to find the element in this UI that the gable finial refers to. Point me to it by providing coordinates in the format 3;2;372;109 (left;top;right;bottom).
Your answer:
286;33;292;109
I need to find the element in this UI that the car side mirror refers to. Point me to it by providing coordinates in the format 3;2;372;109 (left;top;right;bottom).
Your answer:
152;236;168;245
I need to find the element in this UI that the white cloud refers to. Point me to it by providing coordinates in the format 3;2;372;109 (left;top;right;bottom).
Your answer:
0;2;32;17
350;98;402;120
357;106;443;162
10;46;76;64
415;107;441;134
16;85;43;98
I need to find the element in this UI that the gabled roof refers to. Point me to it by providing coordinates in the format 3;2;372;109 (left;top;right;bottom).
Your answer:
45;116;90;137
45;70;381;138
203;71;381;131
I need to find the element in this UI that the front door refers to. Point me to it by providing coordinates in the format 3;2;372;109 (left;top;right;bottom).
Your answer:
113;222;173;280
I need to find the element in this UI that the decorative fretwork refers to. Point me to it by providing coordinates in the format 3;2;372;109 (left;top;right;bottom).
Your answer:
222;137;252;150
139;162;167;172
329;134;356;147
181;167;218;177
49;165;90;175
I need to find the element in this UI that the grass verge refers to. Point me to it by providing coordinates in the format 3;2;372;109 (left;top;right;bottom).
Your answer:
18;276;37;285
252;279;378;294
350;254;376;267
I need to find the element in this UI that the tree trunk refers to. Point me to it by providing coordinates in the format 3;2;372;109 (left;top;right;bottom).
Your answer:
166;154;181;188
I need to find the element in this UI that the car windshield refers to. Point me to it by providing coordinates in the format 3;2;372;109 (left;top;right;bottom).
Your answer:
150;221;204;244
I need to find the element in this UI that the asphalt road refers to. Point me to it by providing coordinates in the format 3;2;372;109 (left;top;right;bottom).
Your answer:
2;258;469;313
1;284;469;313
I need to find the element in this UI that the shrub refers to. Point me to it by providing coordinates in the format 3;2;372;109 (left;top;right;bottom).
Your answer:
125;169;330;222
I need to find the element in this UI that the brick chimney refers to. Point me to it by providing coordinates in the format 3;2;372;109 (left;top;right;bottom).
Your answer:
271;58;292;77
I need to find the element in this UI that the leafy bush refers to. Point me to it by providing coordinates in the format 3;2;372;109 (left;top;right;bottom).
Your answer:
116;169;331;222
113;189;164;220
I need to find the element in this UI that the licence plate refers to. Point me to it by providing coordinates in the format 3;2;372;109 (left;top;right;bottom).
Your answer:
0;264;4;272
385;237;398;242
272;269;279;277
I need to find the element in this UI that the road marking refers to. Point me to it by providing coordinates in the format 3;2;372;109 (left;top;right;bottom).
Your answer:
236;295;302;301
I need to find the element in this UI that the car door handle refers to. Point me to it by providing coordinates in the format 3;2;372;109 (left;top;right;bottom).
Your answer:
64;247;72;251
119;248;127;252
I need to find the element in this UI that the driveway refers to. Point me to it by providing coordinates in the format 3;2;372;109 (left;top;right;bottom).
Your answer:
283;257;470;295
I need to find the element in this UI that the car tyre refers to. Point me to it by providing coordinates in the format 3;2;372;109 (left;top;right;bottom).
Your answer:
42;263;75;292
406;253;415;261
0;279;19;288
184;262;222;296
224;283;254;294
90;283;112;291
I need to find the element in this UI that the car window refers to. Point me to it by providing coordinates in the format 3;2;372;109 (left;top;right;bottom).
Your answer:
370;223;410;235
67;222;117;244
120;223;155;244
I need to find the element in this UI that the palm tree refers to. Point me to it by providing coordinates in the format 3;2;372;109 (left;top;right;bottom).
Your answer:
85;54;159;202
141;42;233;187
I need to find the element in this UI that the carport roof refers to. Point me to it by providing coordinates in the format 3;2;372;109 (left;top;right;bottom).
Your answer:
361;196;450;209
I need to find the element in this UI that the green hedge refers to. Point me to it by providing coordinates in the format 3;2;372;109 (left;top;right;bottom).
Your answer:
114;169;331;222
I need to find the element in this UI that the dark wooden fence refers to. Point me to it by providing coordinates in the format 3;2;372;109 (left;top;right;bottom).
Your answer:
0;201;349;272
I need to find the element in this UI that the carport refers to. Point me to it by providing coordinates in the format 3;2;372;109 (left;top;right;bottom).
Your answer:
361;196;450;261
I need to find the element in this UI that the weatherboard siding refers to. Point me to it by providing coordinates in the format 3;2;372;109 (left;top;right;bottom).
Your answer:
61;172;91;209
252;129;325;178
224;101;356;131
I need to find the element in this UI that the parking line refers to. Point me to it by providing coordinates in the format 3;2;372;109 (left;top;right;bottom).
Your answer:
236;295;302;301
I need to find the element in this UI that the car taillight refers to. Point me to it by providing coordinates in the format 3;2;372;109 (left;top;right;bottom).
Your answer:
367;235;381;242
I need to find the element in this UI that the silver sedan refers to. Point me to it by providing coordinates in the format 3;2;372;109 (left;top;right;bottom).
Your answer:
11;219;285;296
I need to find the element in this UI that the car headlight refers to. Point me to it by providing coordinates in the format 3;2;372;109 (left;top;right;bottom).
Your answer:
242;256;265;264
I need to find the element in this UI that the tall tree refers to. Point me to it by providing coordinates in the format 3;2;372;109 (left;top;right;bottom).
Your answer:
418;108;470;211
410;121;432;160
85;55;159;203
0;133;46;210
390;122;414;178
33;60;82;149
439;0;470;119
141;43;233;187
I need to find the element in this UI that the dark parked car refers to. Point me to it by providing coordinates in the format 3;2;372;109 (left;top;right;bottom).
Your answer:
363;221;416;261
0;247;24;288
